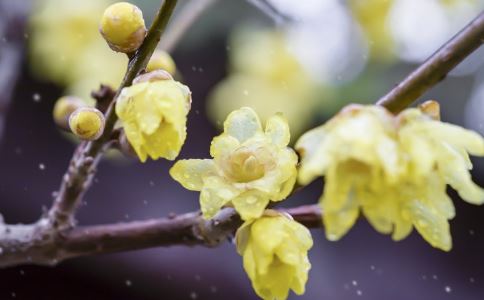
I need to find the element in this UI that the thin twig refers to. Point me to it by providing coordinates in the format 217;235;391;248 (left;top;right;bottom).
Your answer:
47;0;179;229
0;205;321;268
377;11;484;113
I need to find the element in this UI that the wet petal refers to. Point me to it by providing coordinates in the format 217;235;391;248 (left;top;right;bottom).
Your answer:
224;107;262;142
170;159;216;191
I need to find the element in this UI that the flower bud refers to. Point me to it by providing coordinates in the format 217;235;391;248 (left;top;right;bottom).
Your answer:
53;96;86;130
69;107;105;141
99;2;146;53
146;50;176;75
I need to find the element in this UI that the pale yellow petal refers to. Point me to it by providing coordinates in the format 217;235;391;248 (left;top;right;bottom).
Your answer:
404;199;452;251
265;113;291;147
200;177;239;219
169;159;216;191
232;191;270;220
224;107;262;143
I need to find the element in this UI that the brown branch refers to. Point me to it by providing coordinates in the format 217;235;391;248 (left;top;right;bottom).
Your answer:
377;11;484;113
47;0;179;229
0;205;321;268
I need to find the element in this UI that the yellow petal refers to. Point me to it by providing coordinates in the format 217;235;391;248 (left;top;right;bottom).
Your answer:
265;113;291;147
210;134;240;159
170;159;216;191
200;177;240;219
404;199;452;251
420;121;484;156
295;125;328;185
438;145;484;205
232;191;270;220
323;206;360;241
224;107;262;143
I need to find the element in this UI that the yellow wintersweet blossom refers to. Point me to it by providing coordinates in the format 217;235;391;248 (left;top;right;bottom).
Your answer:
236;212;313;300
30;0;127;101
170;107;298;220
115;73;191;162
208;28;323;137
296;102;484;251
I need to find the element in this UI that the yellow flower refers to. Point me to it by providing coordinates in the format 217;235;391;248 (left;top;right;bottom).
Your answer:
115;74;191;162
170;107;298;220
99;2;147;53
236;212;313;300
30;0;127;101
296;102;484;251
208;28;324;137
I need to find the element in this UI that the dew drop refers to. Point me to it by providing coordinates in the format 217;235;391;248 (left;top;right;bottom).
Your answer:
125;280;132;287
351;280;358;286
356;290;362;296
189;292;198;299
444;286;451;293
39;163;46;170
32;93;41;102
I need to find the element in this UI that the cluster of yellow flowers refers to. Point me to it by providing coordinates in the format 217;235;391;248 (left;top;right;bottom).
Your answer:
171;108;313;299
36;1;484;299
297;101;484;251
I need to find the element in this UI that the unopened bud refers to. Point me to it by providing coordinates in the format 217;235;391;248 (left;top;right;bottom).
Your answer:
146;50;176;75
53;96;85;130
69;107;105;140
99;2;146;53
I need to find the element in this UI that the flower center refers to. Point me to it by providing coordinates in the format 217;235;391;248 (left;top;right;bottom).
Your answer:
225;146;272;183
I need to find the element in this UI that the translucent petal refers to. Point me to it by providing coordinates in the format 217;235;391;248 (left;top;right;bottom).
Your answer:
210;134;240;159
405;199;452;251
133;84;163;135
242;244;257;279
295;125;328;185
232;191;270;220
415;121;484;156
438;145;484;205
323;206;359;241
251;217;286;255
224;107;262;143
200;177;239;219
170;159;216;191
265;113;291;147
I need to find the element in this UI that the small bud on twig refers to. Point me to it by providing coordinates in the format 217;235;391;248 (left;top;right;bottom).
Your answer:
69;107;105;141
99;2;147;54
